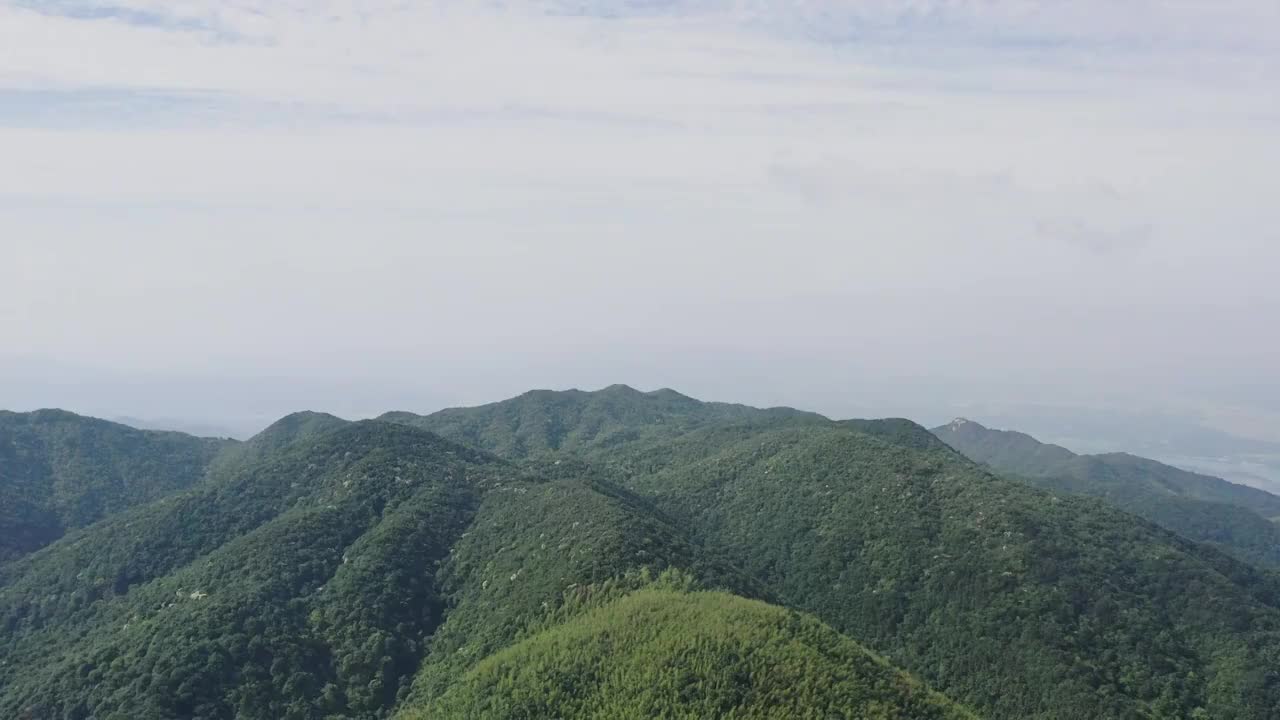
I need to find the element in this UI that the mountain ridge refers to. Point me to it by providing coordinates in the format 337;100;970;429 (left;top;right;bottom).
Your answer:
933;417;1280;568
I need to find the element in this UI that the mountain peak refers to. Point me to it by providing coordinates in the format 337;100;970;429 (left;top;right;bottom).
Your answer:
237;411;351;454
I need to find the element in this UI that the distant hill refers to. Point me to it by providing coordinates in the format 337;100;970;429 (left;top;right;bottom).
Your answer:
933;417;1280;568
0;409;231;563
206;410;349;476
380;383;824;458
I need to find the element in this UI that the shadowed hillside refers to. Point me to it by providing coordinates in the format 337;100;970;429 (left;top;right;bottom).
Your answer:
0;409;232;563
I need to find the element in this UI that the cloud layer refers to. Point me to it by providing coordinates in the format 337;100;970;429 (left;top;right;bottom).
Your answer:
2;0;1277;422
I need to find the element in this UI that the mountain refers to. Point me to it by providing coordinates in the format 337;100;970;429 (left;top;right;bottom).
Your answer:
396;451;768;709
933;417;1280;568
10;388;1280;719
0;409;232;563
379;384;823;459
929;418;1077;476
611;425;1280;718
238;411;352;452
393;388;1280;718
405;585;977;720
0;420;496;719
206;410;350;475
0;415;793;719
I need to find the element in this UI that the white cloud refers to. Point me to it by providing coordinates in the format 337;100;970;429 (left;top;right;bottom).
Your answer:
1036;219;1151;255
1;0;1277;419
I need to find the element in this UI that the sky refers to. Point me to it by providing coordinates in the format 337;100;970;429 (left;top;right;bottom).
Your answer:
2;0;1278;437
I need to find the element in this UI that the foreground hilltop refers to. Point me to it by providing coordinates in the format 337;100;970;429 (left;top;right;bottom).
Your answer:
5;386;1280;718
410;586;977;720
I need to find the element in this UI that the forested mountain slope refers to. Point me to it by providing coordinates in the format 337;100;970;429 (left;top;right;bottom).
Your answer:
611;424;1280;718
405;586;978;720
934;418;1280;568
206;410;349;476
398;455;768;709
934;418;1280;515
0;421;498;719
380;384;822;458
405;388;1280;719
0;414;839;720
0;409;231;563
9;388;1280;719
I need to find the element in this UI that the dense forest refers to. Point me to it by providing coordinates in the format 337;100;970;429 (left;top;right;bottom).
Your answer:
0;409;230;563
408;584;976;720
3;388;1280;718
0;421;495;719
934;417;1280;569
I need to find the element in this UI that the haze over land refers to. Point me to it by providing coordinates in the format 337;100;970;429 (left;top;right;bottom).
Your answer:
2;1;1278;454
